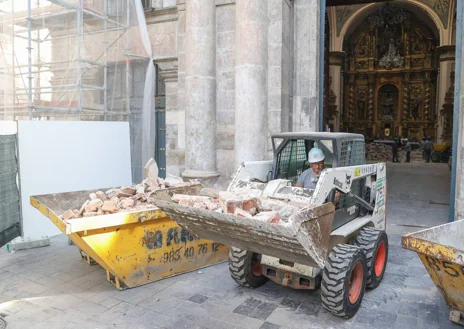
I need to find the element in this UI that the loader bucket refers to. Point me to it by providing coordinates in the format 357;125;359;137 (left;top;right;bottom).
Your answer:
151;199;335;269
30;183;229;290
402;219;464;326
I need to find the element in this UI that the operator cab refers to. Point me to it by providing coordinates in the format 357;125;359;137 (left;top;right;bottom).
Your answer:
271;132;367;230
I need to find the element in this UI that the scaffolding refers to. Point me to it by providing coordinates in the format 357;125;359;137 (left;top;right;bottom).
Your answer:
0;0;153;181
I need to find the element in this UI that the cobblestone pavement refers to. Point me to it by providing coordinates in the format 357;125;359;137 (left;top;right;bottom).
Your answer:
0;163;458;329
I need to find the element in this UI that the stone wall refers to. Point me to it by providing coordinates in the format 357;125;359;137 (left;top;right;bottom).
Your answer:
216;1;236;184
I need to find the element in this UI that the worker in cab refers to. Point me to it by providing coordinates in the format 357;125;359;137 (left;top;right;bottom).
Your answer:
296;148;325;189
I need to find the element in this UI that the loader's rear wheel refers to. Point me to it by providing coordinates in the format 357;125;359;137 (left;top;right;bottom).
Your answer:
321;244;367;319
431;152;441;163
229;247;268;288
355;228;389;289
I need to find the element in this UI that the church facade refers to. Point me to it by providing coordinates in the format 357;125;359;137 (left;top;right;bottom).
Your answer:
145;0;464;219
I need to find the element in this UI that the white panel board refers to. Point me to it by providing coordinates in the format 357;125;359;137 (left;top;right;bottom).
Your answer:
18;121;132;239
0;121;17;135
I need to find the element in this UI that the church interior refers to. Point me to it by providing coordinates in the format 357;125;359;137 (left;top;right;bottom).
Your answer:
324;0;456;144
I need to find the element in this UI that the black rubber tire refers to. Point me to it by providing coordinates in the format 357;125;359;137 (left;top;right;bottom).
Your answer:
355;228;389;289
321;244;367;319
431;152;441;163
228;247;268;288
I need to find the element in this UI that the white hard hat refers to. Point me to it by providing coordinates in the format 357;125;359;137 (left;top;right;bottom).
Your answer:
308;148;325;164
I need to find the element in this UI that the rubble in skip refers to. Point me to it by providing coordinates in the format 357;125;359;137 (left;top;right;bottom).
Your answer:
60;158;191;219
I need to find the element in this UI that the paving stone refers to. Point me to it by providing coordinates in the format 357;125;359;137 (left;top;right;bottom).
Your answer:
396;314;418;327
295;300;321;317
188;293;209;304
260;322;281;329
233;297;262;317
239;316;265;329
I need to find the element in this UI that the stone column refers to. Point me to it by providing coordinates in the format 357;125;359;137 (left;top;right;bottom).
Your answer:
436;46;455;143
292;0;321;132
234;0;268;168
182;0;219;180
329;52;344;132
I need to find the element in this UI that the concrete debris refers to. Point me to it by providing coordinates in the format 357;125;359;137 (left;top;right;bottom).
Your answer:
144;158;159;185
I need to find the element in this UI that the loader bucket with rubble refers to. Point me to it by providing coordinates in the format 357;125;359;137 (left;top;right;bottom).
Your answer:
150;198;335;269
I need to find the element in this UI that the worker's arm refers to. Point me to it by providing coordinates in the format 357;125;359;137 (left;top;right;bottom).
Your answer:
295;182;303;188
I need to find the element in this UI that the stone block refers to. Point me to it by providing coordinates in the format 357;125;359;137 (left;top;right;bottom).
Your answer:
217;50;235;71
217;71;235;91
216;4;235;33
216;127;234;150
217;31;235;51
217;110;235;125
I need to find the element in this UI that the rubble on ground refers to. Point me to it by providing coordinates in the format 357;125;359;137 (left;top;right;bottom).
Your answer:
366;142;406;162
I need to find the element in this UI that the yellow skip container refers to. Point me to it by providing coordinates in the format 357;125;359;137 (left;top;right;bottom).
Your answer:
402;219;464;326
30;183;229;290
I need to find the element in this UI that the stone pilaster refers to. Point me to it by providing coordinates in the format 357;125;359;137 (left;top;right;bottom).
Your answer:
292;0;320;132
182;0;219;179
234;0;268;168
436;45;456;143
329;51;344;132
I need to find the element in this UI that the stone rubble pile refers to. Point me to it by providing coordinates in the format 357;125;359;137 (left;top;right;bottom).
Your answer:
171;190;302;224
366;143;406;162
60;158;188;220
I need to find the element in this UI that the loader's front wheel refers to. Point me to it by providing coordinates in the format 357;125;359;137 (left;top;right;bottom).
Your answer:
355;228;388;289
321;244;367;319
229;247;268;288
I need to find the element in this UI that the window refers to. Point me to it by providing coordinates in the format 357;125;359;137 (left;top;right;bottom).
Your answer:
275;139;334;184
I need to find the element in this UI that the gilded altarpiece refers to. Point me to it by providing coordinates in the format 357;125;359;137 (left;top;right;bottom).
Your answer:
342;4;438;140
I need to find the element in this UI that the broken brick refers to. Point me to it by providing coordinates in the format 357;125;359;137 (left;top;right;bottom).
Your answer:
89;193;97;200
102;200;119;213
120;198;135;209
62;210;76;220
96;191;106;201
234;208;252;218
172;194;214;204
254;211;281;223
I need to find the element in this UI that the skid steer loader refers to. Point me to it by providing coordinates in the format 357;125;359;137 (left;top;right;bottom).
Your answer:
152;132;388;319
